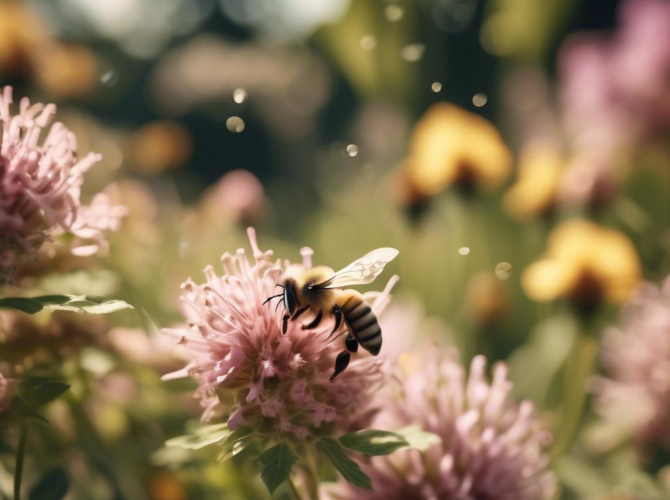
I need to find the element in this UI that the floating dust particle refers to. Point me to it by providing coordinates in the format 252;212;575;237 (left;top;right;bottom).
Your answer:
458;247;470;256
346;144;359;157
233;88;248;104
226;116;245;133
100;70;118;86
401;44;426;62
431;82;443;92
495;262;512;280
360;35;377;51
385;5;404;21
473;93;488;107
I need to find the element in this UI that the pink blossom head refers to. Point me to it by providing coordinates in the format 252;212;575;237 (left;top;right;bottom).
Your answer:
593;277;670;453
163;228;397;439
558;0;670;150
326;350;556;500
200;169;266;227
0;86;125;284
558;153;617;210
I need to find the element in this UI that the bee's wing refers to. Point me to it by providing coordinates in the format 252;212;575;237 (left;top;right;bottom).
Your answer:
319;248;399;289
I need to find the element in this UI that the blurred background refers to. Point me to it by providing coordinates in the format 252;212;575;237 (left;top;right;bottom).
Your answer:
1;0;669;498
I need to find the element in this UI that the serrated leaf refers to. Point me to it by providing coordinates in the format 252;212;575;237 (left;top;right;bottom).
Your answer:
339;430;408;456
394;426;441;451
0;297;44;314
19;380;70;409
258;443;297;495
28;467;69;500
0;295;133;315
166;424;231;450
317;438;372;490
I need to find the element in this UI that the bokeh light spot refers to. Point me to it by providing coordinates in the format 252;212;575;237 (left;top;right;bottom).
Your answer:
233;88;248;103
226;116;245;133
495;262;513;281
473;93;488;107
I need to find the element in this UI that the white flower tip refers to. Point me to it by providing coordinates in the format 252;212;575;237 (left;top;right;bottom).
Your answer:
246;227;262;258
300;246;314;268
384;274;400;294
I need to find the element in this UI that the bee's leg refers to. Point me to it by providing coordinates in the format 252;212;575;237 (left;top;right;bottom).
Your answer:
344;334;359;353
331;305;343;333
291;306;308;320
330;351;351;381
302;311;323;330
282;313;290;334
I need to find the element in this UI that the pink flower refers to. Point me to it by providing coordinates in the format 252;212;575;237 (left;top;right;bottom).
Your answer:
327;351;556;500
163;228;397;438
0;86;125;283
558;0;670;151
593;277;670;452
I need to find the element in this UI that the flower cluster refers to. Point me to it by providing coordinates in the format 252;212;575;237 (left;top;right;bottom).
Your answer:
327;350;556;500
163;228;396;438
0;86;125;284
593;277;670;452
559;0;670;151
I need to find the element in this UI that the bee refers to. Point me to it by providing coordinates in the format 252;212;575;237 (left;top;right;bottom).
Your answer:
264;248;399;381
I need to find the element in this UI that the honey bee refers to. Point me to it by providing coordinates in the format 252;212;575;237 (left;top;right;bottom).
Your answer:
264;248;399;381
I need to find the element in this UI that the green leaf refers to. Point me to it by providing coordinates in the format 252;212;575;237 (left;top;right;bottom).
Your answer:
218;426;255;462
14;402;49;425
394;426;441;451
0;297;44;314
19;380;71;409
38;295;134;314
0;295;133;315
506;314;578;407
339;430;408;456
28;467;69;500
166;423;231;450
258;443;297;495
317;438;371;490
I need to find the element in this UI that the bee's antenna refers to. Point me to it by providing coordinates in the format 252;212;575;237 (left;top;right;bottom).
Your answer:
275;298;285;313
263;294;282;306
275;284;285;289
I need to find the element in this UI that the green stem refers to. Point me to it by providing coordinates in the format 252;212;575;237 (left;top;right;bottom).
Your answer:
550;334;598;458
287;478;302;500
303;446;320;500
14;425;29;500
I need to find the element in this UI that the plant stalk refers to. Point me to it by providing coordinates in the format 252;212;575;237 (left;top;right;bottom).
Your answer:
14;425;29;500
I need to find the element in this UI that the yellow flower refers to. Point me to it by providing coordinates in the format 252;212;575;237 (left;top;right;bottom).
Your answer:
503;143;563;218
0;2;46;74
522;220;641;306
128;120;192;174
403;103;512;196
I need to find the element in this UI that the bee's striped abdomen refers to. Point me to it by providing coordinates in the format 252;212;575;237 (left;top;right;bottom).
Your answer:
339;292;382;356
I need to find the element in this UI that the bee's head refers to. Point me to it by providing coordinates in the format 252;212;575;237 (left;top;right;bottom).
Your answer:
283;279;299;315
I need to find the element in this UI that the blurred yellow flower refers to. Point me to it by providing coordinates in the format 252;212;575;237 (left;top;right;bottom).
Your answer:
34;43;99;99
148;471;187;500
522;220;641;306
128;120;192;174
0;1;46;75
403;103;512;196
503;143;563;219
